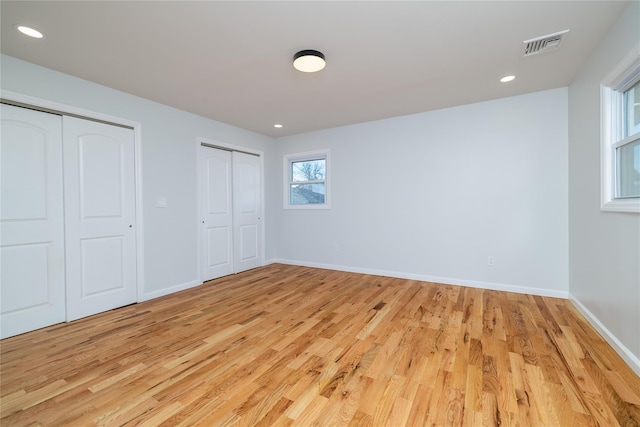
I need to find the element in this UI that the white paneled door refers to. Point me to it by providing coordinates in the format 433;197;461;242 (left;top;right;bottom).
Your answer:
199;146;262;282
63;116;137;321
1;104;66;338
232;151;262;274
200;147;234;281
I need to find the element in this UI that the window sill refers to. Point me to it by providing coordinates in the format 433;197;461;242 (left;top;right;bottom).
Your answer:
601;198;640;213
283;204;331;210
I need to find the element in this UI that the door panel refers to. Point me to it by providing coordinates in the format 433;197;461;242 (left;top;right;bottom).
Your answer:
1;130;48;219
239;224;258;261
207;156;230;213
200;147;233;281
78;135;124;218
80;236;125;296
64;116;137;321
1;104;66;338
207;227;231;267
1;244;52;313
233;152;262;273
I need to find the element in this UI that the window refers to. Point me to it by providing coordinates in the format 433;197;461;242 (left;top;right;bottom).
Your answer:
601;49;640;212
617;80;640;198
284;150;330;209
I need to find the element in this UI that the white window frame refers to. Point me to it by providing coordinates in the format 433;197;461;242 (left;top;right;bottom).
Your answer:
283;150;330;209
600;45;640;213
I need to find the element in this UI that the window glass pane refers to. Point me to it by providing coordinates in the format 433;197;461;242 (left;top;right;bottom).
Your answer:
616;138;640;198
624;79;640;138
291;159;325;182
290;183;325;204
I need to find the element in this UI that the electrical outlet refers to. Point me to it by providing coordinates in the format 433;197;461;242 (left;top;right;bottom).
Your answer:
155;197;167;208
487;256;495;266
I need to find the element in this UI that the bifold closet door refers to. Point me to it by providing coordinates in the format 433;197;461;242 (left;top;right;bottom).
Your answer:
1;104;66;338
63;116;137;322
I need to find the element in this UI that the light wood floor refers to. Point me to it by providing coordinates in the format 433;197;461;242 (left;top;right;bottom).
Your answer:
2;264;639;426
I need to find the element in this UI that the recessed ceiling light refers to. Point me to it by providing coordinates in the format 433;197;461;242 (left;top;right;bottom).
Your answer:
293;50;326;73
274;124;283;128
500;75;516;83
16;25;44;39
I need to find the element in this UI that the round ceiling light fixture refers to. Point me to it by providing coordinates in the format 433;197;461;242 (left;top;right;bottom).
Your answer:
500;75;516;83
16;25;44;39
293;50;326;73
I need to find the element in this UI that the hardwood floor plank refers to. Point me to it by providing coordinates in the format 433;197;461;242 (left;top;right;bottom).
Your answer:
2;264;639;426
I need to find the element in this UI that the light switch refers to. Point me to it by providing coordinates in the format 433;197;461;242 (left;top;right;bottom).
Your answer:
155;197;167;208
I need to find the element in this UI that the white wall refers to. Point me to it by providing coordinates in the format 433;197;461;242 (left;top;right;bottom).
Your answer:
0;55;275;298
568;1;640;374
271;88;569;296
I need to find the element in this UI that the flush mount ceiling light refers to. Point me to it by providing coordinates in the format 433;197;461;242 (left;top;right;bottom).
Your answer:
500;75;516;83
16;25;44;39
293;50;326;73
274;124;283;128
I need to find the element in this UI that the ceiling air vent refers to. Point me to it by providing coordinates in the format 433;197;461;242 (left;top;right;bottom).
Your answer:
523;29;570;57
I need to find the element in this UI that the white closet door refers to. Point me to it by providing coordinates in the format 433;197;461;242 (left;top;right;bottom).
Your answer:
232;151;262;273
200;147;233;281
63;116;137;321
1;104;66;338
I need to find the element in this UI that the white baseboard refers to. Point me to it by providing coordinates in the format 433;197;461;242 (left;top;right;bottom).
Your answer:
568;293;640;377
268;258;569;299
142;279;201;302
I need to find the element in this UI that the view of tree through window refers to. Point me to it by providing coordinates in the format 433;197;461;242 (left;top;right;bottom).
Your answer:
290;159;326;205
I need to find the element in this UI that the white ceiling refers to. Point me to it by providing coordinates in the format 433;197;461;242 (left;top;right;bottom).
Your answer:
0;1;629;137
